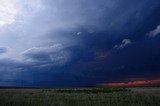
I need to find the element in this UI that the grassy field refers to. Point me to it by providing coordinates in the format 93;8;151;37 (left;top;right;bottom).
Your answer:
0;87;160;106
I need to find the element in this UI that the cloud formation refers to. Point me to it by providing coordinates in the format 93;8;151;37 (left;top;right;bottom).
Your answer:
0;0;160;87
114;39;132;49
147;25;160;38
21;44;71;66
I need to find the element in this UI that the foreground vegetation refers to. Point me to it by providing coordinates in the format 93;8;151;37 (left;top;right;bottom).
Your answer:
43;87;129;93
0;87;160;106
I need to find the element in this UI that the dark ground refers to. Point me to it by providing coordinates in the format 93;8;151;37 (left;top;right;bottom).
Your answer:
0;87;160;106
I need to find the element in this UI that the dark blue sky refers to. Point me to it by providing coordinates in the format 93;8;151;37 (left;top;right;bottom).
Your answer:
0;0;160;87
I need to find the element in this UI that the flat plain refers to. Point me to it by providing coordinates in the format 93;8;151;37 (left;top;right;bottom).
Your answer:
0;87;160;106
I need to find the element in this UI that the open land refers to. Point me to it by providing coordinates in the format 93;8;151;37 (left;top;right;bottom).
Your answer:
0;87;160;106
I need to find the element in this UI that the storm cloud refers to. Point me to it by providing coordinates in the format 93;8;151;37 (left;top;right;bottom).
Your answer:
0;0;160;87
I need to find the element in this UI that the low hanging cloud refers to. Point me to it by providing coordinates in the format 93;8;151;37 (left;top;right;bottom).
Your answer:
147;25;160;38
21;44;71;66
114;39;132;49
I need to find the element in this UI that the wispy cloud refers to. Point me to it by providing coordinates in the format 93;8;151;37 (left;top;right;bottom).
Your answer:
114;39;132;49
147;25;160;38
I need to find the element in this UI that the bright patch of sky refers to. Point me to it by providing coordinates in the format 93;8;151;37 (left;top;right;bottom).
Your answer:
0;0;19;27
0;0;45;59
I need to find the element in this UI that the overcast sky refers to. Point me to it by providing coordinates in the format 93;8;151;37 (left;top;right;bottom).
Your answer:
0;0;160;87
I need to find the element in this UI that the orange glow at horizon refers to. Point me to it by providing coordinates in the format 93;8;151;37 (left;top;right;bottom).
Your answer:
98;80;160;87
